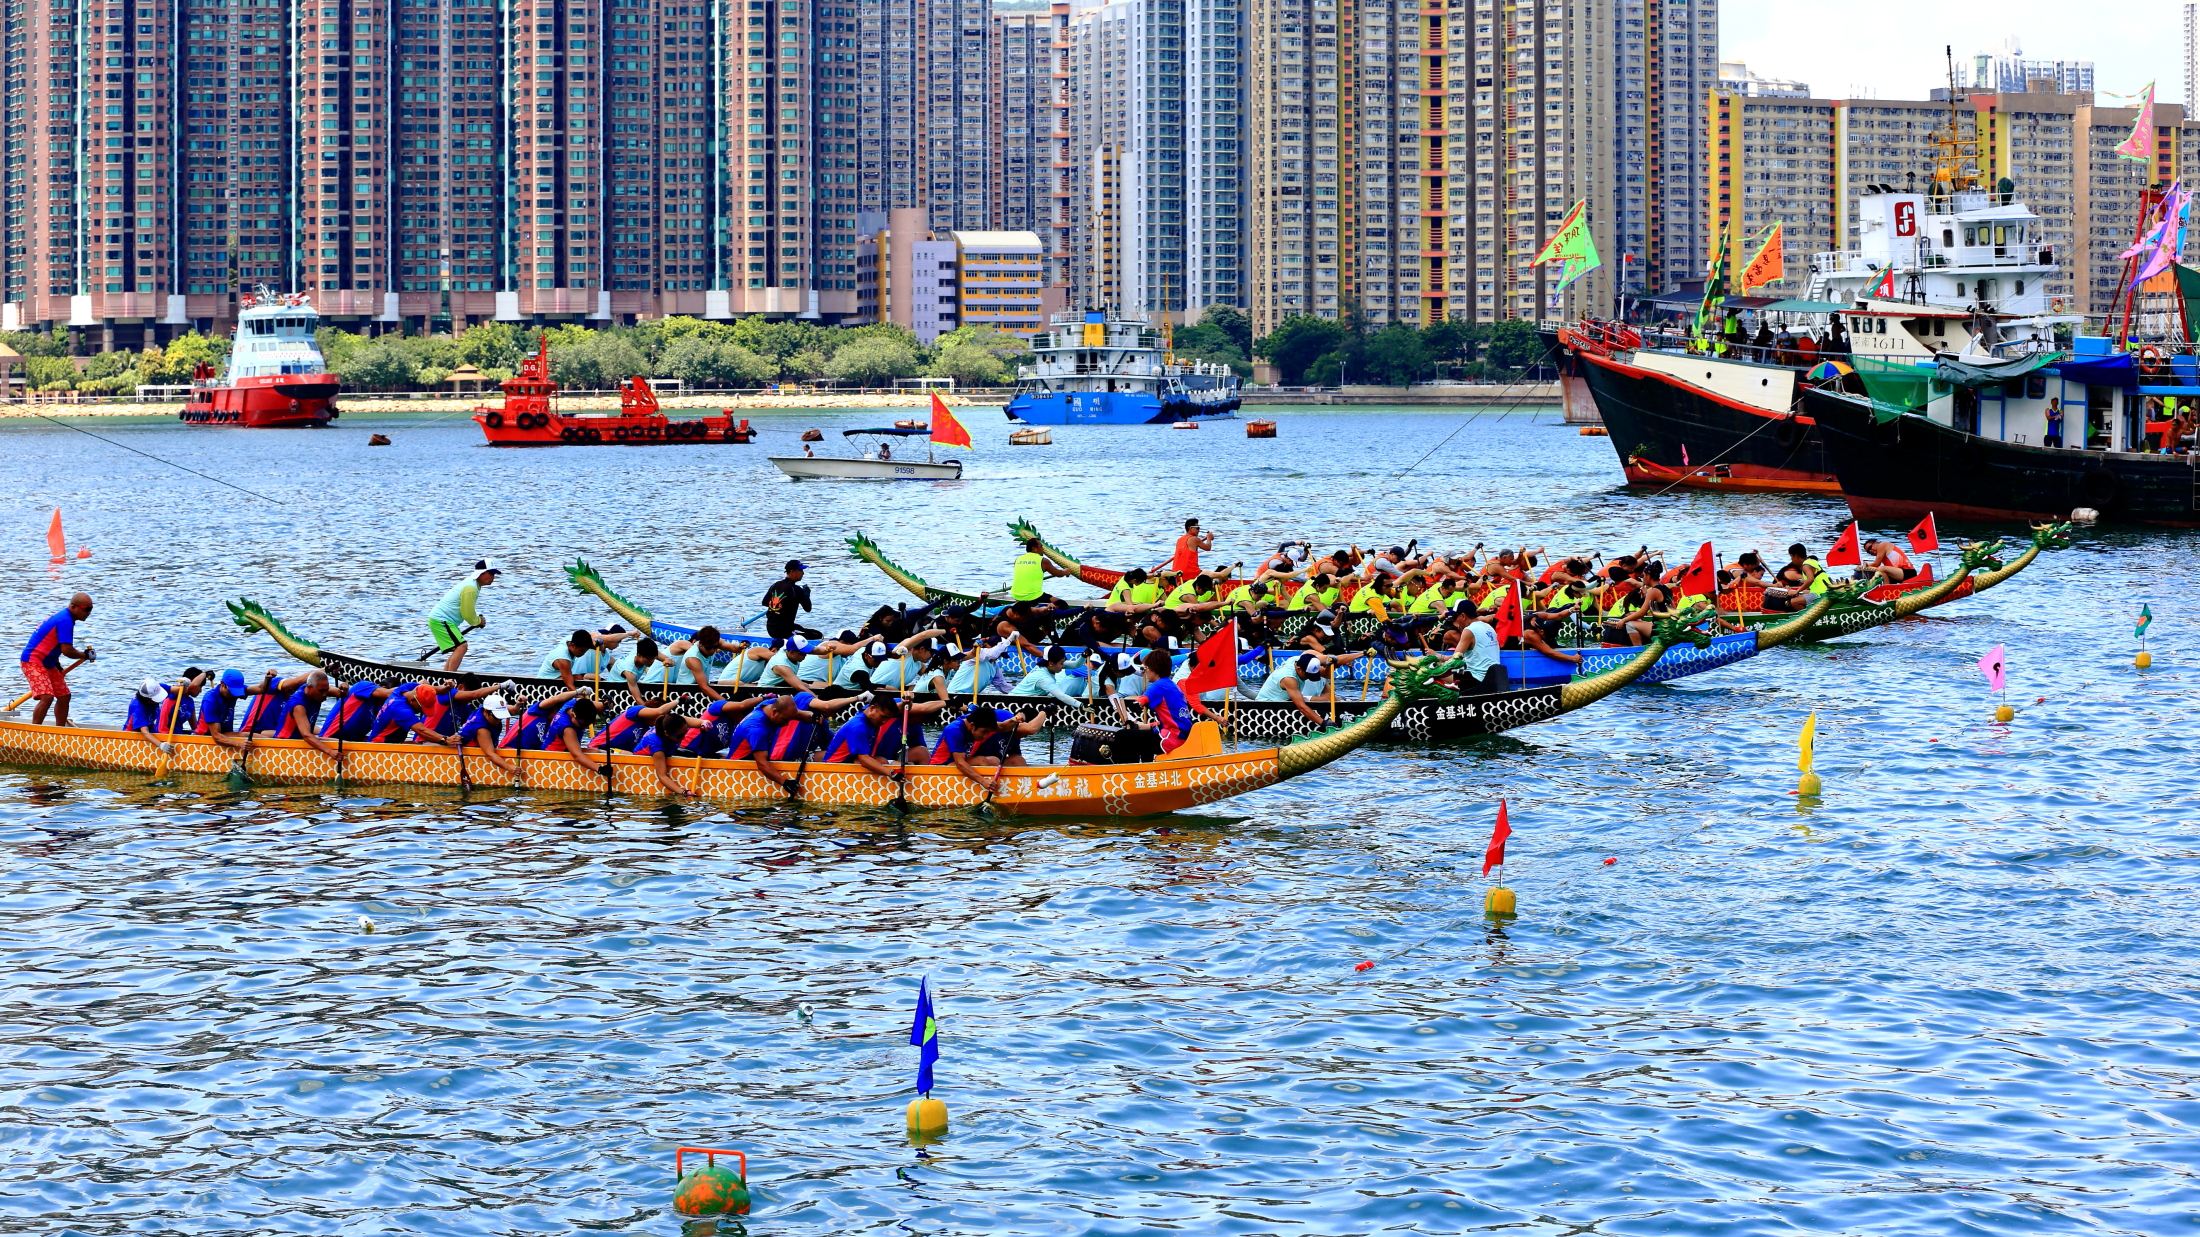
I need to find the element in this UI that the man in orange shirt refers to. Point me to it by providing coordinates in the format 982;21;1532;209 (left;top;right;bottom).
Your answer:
1170;518;1214;577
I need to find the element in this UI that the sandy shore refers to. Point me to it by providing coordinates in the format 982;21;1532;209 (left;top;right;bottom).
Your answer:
0;391;1009;419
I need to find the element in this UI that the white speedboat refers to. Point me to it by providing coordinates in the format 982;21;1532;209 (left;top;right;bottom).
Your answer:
769;427;965;481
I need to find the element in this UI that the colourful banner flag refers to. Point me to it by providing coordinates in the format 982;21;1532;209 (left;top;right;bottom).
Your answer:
1481;800;1511;876
1675;541;1716;598
909;977;941;1095
2135;604;2152;638
1530;201;1597;270
1977;645;2006;694
2114;83;2157;162
1490;582;1522;646
1694;225;1729;339
929;392;973;449
1739;224;1785;292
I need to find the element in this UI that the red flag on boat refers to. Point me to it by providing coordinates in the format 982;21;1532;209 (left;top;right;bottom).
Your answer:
1489;581;1523;644
1870;267;1896;298
46;510;65;563
1481;799;1512;876
1824;521;1862;567
929;392;973;449
1675;541;1716;597
1907;512;1940;554
1178;620;1239;696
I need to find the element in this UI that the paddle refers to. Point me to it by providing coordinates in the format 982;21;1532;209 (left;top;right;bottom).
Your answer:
454;728;472;795
892;695;913;815
151;685;182;784
5;691;32;713
782;725;815;803
418;623;482;662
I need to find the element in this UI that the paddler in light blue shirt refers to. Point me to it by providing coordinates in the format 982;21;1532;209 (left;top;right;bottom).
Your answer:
1008;645;1083;708
537;625;630;688
426;558;500;672
717;641;777;690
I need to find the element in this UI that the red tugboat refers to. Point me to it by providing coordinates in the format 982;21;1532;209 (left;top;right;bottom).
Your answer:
472;337;757;447
178;290;340;428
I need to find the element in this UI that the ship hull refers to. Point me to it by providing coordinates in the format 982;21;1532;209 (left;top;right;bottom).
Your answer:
1005;390;1238;426
1805;387;2200;526
1578;349;1839;492
474;409;756;447
179;374;339;428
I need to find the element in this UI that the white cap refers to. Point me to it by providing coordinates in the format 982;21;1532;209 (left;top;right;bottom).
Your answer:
483;694;511;720
474;558;502;575
868;641;890;658
139;677;169;702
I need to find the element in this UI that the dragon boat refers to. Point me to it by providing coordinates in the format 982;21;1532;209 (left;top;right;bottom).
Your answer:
0;615;1713;812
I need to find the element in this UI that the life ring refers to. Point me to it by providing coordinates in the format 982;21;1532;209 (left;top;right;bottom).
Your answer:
585;427;603;443
646;425;664;441
2076;467;2120;510
1774;417;1807;450
613;425;631;442
2137;345;2169;378
560;426;579;443
485;410;504;429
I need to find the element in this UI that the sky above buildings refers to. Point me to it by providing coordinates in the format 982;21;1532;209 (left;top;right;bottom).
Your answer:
1722;3;2180;104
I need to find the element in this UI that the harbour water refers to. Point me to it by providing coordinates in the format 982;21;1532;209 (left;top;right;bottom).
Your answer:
2;406;2193;1235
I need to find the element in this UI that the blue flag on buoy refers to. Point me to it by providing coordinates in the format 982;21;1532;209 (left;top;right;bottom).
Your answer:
909;977;940;1096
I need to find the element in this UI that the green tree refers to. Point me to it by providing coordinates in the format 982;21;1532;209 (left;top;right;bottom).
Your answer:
823;335;920;386
660;334;779;388
1198;304;1252;355
1253;315;1348;385
732;317;817;362
1;329;69;359
458;322;525;372
925;340;1009;387
1171;317;1251;378
25;355;77;391
316;327;366;373
1302;350;1346;387
148;332;227;384
549;331;649;390
1360;322;1430;385
337;337;422;390
784;347;831;382
1421;318;1479;374
1483;318;1545;373
84;349;135;381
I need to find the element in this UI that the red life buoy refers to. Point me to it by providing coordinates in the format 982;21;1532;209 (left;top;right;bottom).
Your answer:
485;410;504;429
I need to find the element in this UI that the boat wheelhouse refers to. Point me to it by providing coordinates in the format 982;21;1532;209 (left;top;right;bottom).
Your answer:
1005;310;1241;426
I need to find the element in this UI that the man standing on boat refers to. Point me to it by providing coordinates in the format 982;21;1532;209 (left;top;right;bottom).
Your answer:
19;591;95;726
427;560;500;672
762;560;818;642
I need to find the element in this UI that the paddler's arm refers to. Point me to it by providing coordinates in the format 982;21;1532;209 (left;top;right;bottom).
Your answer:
1283;679;1324;725
458;581;484;627
557;725;607;774
408;719;458;746
552;657;578;690
295;706;344;763
750;750;792;793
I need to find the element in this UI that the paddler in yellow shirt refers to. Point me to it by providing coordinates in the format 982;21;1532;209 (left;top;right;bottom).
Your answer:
1106;566;1162;614
1287;572;1343;613
1346;573;1400;622
1009;537;1076;603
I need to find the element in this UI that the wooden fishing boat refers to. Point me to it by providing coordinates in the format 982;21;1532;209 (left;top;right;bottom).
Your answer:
5;617;1710;811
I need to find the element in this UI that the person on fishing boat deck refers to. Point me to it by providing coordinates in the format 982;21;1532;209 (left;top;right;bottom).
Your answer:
731;690;858;795
538;626;629;689
762;560;815;642
1171;518;1215;578
20;591;95;726
126;671;207;757
1010;537;1076;603
196;668;278;753
426;559;500;672
827;693;950;778
1860;538;1918;585
1761;543;1828;613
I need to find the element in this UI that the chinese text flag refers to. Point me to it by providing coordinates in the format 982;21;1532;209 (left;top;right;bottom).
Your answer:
1739;224;1785;292
1907;512;1940;555
929;392;973;449
1870;267;1896;299
1824;521;1862;567
1481;800;1512;876
1675;541;1716;597
46;510;65;563
1179;620;1240;696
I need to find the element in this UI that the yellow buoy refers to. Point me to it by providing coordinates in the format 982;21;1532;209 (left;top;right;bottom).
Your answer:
2135;650;2152;670
1484;886;1517;918
906;1096;949;1136
1797;771;1822;797
1993;704;2015;723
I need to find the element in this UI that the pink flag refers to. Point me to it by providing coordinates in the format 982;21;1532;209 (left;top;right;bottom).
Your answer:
2114;84;2157;162
1977;645;2006;694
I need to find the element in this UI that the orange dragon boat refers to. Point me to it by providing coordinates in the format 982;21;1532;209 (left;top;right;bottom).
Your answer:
473;337;757;447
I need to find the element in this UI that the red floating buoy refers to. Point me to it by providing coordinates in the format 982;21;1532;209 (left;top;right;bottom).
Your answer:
672;1147;751;1216
1353;960;1373;972
1601;857;1616;865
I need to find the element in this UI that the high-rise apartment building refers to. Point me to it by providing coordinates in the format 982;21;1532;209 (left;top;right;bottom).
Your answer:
3;0;818;342
1706;86;2200;315
988;3;1073;295
1969;38;2092;97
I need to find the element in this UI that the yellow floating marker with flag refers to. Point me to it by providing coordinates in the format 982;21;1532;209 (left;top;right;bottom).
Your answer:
1980;645;2013;722
1797;711;1820;797
1481;800;1516;918
905;976;948;1138
2135;603;2153;670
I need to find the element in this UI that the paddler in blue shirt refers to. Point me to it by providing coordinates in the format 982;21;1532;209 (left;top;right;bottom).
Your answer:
197;668;279;754
125;671;207;760
426;559;501;672
269;671;346;767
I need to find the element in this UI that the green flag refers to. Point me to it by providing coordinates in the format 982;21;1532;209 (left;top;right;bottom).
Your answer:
1694;224;1729;338
1531;201;1602;289
2136;604;2152;638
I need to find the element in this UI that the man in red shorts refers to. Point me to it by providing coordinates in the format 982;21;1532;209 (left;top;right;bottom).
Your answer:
20;592;95;726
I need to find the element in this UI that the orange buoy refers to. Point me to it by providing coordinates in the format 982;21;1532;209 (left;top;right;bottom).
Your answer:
672;1147;751;1216
1578;426;1609;437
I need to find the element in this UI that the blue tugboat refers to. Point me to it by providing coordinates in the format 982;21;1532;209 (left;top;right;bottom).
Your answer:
1005;310;1241;426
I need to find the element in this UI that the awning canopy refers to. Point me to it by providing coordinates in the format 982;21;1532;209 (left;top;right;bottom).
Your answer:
843;426;932;437
1936;351;2063;390
2049;351;2137;390
1761;299;1852;313
1719;295;1781;309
